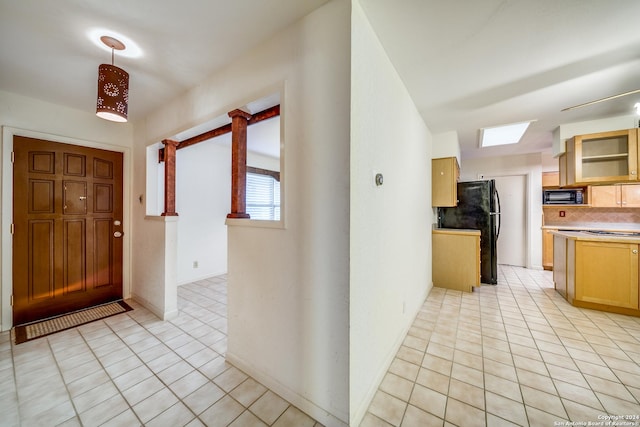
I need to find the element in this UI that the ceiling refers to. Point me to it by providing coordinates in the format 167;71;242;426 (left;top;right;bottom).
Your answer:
360;0;640;159
2;1;640;160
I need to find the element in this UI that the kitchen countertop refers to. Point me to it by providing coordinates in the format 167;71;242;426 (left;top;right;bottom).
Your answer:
550;229;640;244
542;223;640;233
433;228;481;236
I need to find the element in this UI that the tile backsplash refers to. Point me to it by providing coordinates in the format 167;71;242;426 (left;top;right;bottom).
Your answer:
543;206;640;227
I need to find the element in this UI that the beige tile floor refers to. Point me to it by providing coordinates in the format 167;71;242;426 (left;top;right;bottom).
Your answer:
361;265;640;427
4;266;640;427
0;275;323;427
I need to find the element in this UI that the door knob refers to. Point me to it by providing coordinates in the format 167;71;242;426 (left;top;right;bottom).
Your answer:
633;249;638;254
114;231;123;238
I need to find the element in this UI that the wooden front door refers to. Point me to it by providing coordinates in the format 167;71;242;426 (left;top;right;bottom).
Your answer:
13;136;124;326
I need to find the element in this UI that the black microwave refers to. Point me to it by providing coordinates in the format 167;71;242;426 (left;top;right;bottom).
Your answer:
543;189;584;205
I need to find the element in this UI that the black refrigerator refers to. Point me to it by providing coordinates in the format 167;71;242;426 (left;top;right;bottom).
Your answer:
437;180;501;285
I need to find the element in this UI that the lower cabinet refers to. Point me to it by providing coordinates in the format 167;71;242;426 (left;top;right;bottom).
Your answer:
553;232;640;315
432;229;480;292
574;241;639;309
542;228;557;270
552;235;568;298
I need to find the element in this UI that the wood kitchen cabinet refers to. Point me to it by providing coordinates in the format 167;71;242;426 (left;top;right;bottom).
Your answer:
432;157;459;207
542;172;559;188
542;228;557;270
561;129;638;186
552;234;569;298
553;230;640;316
575;240;639;310
432;229;480;292
589;184;640;208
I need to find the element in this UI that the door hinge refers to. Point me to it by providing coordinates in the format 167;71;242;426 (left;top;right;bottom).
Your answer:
10;295;13;306
10;151;14;163
10;223;14;234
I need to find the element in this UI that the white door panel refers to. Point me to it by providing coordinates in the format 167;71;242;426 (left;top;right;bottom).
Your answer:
491;175;527;267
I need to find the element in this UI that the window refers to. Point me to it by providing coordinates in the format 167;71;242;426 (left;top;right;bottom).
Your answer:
246;171;280;220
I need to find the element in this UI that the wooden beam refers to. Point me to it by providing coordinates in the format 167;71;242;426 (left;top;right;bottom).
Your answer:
248;104;280;125
177;123;232;151
157;104;280;161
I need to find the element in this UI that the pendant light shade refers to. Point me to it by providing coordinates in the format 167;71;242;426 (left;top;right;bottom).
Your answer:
96;64;129;122
96;36;129;122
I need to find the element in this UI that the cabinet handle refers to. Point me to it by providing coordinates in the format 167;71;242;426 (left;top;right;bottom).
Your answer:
631;171;637;175
633;249;638;254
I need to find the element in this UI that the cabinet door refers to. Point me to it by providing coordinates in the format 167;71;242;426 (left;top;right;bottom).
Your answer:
553;235;567;298
589;185;620;207
432;231;479;292
622;185;640;208
542;229;556;269
432;157;458;207
570;129;638;185
542;172;560;188
575;241;639;309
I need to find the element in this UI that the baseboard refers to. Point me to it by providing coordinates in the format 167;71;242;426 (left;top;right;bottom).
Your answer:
225;352;348;427
131;293;178;321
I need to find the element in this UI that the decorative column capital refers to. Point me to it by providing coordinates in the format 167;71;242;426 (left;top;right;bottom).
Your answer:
228;109;252;120
162;139;180;148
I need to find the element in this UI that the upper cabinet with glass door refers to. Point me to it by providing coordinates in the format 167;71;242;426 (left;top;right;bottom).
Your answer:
561;129;639;186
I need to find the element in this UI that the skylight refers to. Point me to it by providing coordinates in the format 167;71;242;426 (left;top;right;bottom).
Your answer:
480;121;533;148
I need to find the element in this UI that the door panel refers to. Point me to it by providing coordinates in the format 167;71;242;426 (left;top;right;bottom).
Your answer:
64;219;86;293
489;175;527;267
30;220;54;301
13;136;123;325
64;181;87;214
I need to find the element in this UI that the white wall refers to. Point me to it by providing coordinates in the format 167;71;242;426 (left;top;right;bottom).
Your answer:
175;139;231;284
432;131;461;164
0;90;134;331
460;153;543;270
132;1;351;425
350;2;433;425
173;128;280;286
553;114;638;156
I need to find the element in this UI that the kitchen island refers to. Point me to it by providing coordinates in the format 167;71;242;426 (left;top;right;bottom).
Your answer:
552;230;640;316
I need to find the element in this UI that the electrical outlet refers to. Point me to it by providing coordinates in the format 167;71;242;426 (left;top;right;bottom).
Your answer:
193;261;198;268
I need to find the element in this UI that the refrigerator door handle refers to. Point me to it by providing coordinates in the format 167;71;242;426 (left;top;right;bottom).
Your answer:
494;189;501;240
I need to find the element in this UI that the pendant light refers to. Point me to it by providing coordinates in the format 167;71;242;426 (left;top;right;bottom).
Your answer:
96;36;129;122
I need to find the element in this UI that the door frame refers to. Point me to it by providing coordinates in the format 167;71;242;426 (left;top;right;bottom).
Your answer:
478;171;539;270
1;127;132;331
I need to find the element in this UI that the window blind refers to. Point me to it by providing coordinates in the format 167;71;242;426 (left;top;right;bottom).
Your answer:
246;172;280;220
